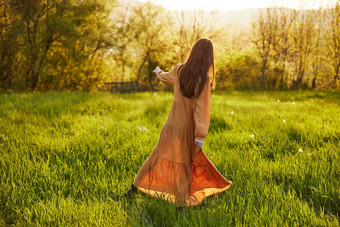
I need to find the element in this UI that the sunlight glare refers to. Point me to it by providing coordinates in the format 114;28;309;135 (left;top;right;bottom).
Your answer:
141;0;337;10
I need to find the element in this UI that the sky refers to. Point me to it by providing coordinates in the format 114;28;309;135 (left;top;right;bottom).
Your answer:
139;0;338;10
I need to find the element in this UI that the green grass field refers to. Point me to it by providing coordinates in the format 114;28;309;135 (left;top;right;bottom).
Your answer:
0;90;339;226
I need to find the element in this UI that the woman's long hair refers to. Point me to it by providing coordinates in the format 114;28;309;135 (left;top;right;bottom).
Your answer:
178;38;215;99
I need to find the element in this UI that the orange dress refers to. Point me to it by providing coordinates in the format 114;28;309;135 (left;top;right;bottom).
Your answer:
133;63;232;207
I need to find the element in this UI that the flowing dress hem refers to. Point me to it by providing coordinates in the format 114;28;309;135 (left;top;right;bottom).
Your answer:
135;181;232;207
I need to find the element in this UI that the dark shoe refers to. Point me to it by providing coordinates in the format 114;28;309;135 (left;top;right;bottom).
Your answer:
124;184;137;197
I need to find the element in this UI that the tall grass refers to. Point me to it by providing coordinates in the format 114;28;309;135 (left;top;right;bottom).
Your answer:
0;90;339;226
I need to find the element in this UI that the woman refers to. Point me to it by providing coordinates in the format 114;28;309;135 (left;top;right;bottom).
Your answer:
124;38;232;207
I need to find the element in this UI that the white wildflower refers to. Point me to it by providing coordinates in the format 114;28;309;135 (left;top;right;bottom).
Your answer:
307;153;311;155
231;111;234;115
250;134;254;138
212;95;215;98
283;120;286;123
137;126;149;132
277;99;280;102
153;93;157;96
292;102;296;105
299;148;303;152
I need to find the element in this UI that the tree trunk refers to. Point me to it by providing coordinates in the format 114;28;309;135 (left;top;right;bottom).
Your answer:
260;59;267;86
136;50;149;91
147;59;156;91
281;55;286;85
312;75;317;89
5;54;13;90
28;56;38;90
333;64;339;88
122;63;125;81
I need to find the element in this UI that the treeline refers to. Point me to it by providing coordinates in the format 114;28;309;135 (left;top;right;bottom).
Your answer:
248;5;340;89
0;0;113;92
0;0;339;92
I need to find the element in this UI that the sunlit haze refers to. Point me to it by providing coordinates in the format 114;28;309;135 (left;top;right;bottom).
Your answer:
140;0;337;10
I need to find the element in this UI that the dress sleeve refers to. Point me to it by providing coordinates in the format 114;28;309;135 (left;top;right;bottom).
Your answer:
194;77;211;142
156;64;179;86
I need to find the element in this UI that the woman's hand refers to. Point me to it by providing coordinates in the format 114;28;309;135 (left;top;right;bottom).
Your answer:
194;139;203;149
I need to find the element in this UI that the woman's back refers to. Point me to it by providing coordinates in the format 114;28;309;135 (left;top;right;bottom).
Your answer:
127;38;231;207
157;63;211;142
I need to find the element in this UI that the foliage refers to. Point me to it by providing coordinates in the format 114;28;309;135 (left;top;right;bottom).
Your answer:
0;91;339;225
250;5;340;89
0;0;114;92
216;49;260;90
1;0;340;91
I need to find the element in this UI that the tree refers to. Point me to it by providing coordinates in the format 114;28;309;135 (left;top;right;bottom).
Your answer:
251;8;275;87
325;1;340;88
0;0;22;90
175;9;217;62
132;1;171;90
275;6;294;87
110;0;138;81
310;8;325;89
290;9;314;89
0;0;114;91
